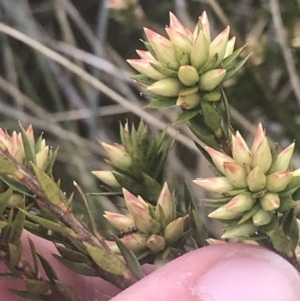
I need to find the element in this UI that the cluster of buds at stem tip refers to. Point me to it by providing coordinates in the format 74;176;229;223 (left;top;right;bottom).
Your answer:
0;125;52;171
104;182;189;255
127;11;249;110
194;124;298;239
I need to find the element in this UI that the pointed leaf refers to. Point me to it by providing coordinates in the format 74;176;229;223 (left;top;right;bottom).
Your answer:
56;245;90;263
54;280;82;301
9;206;25;244
19;209;74;235
53;255;97;276
24;279;50;295
223;53;252;81
9;290;45;301
9;242;22;267
0;156;19;175
0;187;13;215
45;147;59;174
0;174;32;196
146;97;177;108
28;237;39;276
37;252;58;282
115;238;143;279
173;109;200;125
222;45;247;68
189;208;208;247
131;74;155;86
19;122;36;164
32;164;67;209
83;242;129;276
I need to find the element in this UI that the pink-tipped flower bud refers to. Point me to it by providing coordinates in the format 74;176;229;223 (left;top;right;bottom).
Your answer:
190;30;209;71
266;171;293;193
208;26;230;68
225;193;255;213
208;205;243;220
120;233;148;252
252;136;272;173
252;209;272;226
231;131;252;166
259;193;280;211
123;188;147;218
127;59;166;80
250;123;265;154
155;182;173;225
221;221;257;239
147;78;182;97
246;166;266;192
194;177;234;194
102;143;132;169
36;146;49;171
151;41;179;70
169;12;187;35
271;143;295;173
205;147;235;174
178;65;199;86
199;11;211;43
146;234;166;253
165;28;192;53
104;211;134;231
199;69;226;91
92;171;121;188
164;215;188;245
223;162;247;188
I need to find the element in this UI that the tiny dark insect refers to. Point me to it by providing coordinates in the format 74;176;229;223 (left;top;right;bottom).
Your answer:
118;226;139;238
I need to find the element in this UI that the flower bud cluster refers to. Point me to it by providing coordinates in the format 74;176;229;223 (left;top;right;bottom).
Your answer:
104;183;189;255
194;124;298;238
0;125;51;171
128;12;248;110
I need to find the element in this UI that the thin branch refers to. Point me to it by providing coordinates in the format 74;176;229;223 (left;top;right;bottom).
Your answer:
269;0;300;109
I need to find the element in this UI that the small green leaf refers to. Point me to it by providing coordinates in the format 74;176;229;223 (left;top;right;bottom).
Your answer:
9;207;25;244
28;237;39;276
56;245;90;263
53;255;97;276
0;174;32;196
131;74;155;85
54;280;82;301
84;242;128;276
0;156;19;175
220;88;231;139
278;197;297;212
201;101;221;132
37;252;58;282
146;97;176;108
238;204;260;224
189;208;208;247
115;239;143;279
0;187;13;215
0;273;20;279
19;122;36;165
223;53;252;81
280;176;300;195
9;290;45;301
24;279;50;295
222;44;247;68
45;147;59;174
173;109;200;125
270;227;293;256
9;242;22;267
202;91;221;102
32;164;67;209
19;209;74;235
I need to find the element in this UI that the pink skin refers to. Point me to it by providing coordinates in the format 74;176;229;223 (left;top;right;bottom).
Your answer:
1;232;300;301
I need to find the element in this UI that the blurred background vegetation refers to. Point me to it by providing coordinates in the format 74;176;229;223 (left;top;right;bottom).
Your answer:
0;0;300;236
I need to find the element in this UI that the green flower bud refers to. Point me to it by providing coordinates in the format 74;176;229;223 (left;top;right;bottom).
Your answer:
164;215;188;245
147;78;182;97
190;30;209;71
151;41;179;70
221;221;257;239
224;36;236;59
178;65;199;86
252;137;272;173
176;92;201;109
225;193;255;213
165;28;192;53
155;182;173;225
199;69;226;91
266;172;293;193
92;171;121;188
146;235;166;253
250;123;265;154
208;204;243;220
259;193;280;211
271;143;295;173
120;234;148;252
223;162;247;188
194;177;234;194
36;146;49;171
252;209;272;226
231;131;252;166
102;143;132;169
246;166;266;192
199;12;211;43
